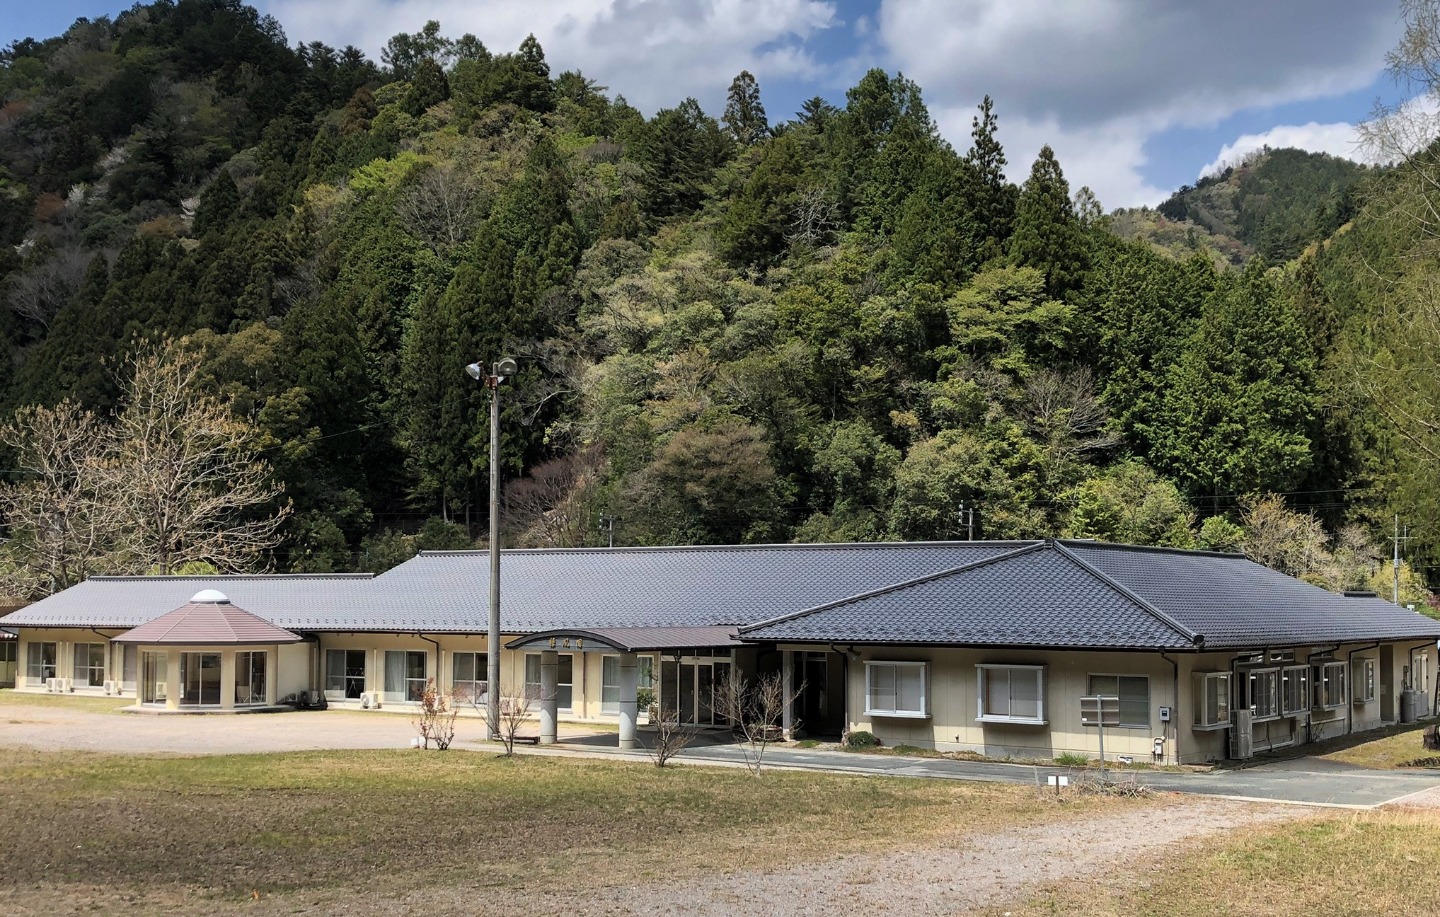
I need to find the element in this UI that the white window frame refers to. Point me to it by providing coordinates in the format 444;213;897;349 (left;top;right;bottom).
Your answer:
1354;658;1376;705
1280;665;1311;716
601;655;621;715
1192;672;1230;729
1247;667;1281;722
864;661;929;719
976;664;1046;725
1315;661;1347;710
1086;674;1150;728
26;641;57;683
71;642;106;688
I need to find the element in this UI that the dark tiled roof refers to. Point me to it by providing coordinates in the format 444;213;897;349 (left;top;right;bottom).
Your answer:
740;540;1440;649
0;575;374;629
740;544;1196;649
1065;541;1440;648
507;626;739;652
113;593;303;645
348;542;1024;633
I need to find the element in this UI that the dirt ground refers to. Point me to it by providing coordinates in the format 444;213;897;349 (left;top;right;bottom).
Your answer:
0;701;1316;916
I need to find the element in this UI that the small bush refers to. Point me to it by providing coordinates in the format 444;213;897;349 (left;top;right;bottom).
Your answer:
892;744;929;756
793;738;820;749
845;730;881;749
1054;752;1090;766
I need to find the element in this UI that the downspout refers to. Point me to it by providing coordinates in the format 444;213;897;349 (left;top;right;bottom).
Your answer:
1160;650;1180;765
416;633;443;690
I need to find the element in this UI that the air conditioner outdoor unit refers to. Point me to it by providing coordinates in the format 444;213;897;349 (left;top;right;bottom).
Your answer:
360;691;381;709
1229;709;1254;760
103;680;117;695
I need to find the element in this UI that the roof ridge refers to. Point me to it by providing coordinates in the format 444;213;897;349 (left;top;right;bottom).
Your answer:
737;542;1049;635
1057;539;1245;560
1050;540;1200;645
417;540;1041;558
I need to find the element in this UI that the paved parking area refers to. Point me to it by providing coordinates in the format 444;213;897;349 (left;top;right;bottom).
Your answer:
3;699;1436;808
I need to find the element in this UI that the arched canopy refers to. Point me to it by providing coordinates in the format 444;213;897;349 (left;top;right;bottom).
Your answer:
506;626;737;653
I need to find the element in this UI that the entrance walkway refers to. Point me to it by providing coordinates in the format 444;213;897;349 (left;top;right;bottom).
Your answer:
534;735;1440;809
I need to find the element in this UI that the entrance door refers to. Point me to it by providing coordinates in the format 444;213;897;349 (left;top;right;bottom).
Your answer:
673;654;733;726
180;652;221;706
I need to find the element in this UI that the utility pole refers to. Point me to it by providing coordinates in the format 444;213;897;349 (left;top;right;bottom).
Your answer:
958;502;975;541
1394;514;1412;604
600;514;616;548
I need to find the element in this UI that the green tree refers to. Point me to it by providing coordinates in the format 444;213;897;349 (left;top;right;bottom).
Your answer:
1008;145;1087;297
964;95;1017;260
722;70;768;145
1064;461;1195;547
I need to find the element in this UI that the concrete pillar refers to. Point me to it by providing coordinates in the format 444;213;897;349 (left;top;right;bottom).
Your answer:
165;649;182;711
618;652;639;749
220;651;236;710
781;650;795;740
265;648;278;706
539;649;559;745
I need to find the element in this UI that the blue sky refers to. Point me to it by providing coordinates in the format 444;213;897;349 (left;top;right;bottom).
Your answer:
4;1;1416;208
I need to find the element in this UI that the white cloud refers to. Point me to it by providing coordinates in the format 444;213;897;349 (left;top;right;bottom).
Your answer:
876;0;1401;207
263;0;839;113
1198;122;1370;179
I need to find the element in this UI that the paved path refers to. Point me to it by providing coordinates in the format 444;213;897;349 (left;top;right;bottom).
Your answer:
540;734;1440;809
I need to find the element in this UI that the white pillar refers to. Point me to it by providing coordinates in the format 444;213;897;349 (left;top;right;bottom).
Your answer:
539;649;559;745
781;650;795;740
265;648;278;706
220;651;236;710
165;649;182;711
618;652;639;749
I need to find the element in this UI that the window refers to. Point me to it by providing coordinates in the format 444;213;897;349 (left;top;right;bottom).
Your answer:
1281;665;1311;715
26;642;56;683
234;651;266;706
523;653;574;709
1087;675;1150;728
142;652;167;704
325;649;367;700
1192;672;1230;729
602;656;621;714
451;652;488;705
121;645;137;692
866;661;929;718
180;652;221;706
976;664;1045;724
72;642;106;687
384;650;427;703
1353;658;1376;704
639;656;655;689
1247;668;1280;721
1316;661;1347;709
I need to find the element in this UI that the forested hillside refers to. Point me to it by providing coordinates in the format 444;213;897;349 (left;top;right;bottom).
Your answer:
0;1;1433;600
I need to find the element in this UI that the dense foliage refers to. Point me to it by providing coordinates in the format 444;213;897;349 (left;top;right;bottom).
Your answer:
0;1;1431;598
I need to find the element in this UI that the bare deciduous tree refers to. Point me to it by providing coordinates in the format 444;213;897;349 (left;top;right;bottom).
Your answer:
395;163;483;252
646;708;694;767
787;185;839;251
0;401;116;597
504;448;603;548
8;246;93;331
468;687;533;756
105;342;291;575
1023;367;1120;461
413;677;459;750
712;671;803;776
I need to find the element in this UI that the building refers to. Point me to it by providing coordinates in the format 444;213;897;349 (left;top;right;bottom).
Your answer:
2;539;1437;764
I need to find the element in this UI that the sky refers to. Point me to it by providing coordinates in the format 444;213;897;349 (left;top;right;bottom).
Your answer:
3;0;1419;209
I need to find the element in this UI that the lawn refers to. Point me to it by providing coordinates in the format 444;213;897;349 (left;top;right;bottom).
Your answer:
0;687;130;714
979;809;1438;916
1315;722;1438;769
0;747;1142;914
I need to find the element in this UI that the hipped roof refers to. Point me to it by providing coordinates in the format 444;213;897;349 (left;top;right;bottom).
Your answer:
112;595;302;646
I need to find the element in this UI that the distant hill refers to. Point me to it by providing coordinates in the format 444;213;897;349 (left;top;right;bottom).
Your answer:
1111;147;1369;266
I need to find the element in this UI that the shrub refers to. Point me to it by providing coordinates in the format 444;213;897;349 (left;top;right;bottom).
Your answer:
844;730;880;748
1054;752;1090;766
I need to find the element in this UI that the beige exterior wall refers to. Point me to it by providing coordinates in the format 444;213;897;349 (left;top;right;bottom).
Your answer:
835;640;1438;765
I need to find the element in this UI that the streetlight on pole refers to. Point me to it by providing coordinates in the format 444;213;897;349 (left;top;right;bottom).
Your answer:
467;356;517;740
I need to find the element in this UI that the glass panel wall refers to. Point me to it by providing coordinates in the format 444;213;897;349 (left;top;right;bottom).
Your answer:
451;651;487;705
72;642;106;687
180;652;221;706
142;652;168;704
235;651;267;706
26;642;56;684
325;649;366;700
384;650;426;703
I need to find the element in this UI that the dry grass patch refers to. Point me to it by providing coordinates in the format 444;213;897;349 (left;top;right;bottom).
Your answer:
1316;722;1437;769
0;747;1146;912
980;809;1438;916
0;687;130;714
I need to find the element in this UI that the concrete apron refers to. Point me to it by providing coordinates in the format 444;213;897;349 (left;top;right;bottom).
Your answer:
491;738;1440;811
